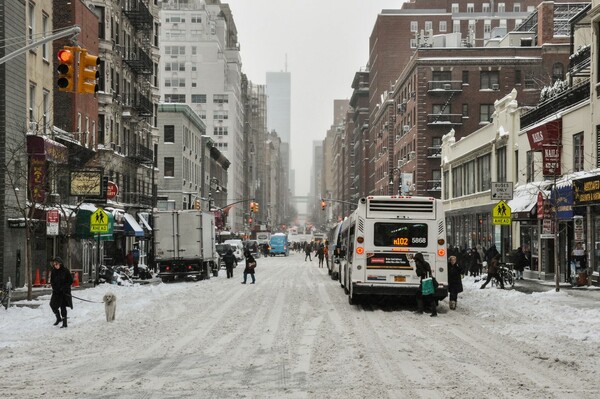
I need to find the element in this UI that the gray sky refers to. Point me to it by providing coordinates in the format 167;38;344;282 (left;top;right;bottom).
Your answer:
225;0;404;196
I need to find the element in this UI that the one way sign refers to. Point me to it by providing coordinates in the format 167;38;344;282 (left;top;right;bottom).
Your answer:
491;182;513;200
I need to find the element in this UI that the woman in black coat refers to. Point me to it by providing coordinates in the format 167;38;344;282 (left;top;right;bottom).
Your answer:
242;250;257;284
49;257;73;328
414;252;437;317
447;256;463;310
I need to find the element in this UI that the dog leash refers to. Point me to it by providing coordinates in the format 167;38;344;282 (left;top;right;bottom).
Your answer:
67;293;104;304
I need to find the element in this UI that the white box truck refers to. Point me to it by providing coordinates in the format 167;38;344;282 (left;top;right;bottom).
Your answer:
153;210;219;283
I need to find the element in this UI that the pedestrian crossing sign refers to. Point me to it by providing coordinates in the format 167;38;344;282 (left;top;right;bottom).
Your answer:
492;200;511;225
90;208;109;233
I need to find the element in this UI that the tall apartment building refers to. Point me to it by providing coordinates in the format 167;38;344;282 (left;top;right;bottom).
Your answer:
365;0;584;197
159;0;244;231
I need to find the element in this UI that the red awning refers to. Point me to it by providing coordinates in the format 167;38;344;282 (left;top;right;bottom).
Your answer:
27;135;68;164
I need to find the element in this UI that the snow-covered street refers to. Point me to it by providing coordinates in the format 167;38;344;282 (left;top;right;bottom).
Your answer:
1;252;600;399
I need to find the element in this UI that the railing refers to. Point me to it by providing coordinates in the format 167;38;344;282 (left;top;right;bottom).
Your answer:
123;48;153;75
127;143;153;164
427;80;463;92
427;146;442;158
427;113;463;125
122;93;153;116
520;82;589;128
426;180;442;191
123;0;153;31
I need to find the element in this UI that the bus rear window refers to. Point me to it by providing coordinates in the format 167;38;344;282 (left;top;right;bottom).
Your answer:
373;223;428;248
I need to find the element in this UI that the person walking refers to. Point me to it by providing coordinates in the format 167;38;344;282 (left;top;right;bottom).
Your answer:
447;256;463;310
324;240;330;269
513;247;528;280
49;257;73;328
223;249;237;279
480;253;504;289
316;244;325;268
242;250;257;284
414;252;437;317
304;243;312;262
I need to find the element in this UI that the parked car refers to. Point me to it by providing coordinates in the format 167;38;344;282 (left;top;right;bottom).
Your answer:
223;239;244;261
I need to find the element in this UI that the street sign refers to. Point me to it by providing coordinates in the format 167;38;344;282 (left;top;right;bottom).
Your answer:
492;200;512;225
90;207;109;233
46;209;59;236
491;182;513;200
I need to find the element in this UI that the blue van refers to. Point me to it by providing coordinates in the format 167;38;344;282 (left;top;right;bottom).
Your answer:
269;233;289;256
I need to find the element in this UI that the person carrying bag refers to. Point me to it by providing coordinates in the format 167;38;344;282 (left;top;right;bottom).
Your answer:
414;252;438;317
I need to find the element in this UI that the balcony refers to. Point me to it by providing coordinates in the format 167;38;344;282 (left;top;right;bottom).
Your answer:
520;81;589;129
569;45;590;79
427;146;442;158
123;0;153;32
427;80;463;93
427;113;463;126
426;180;442;191
122;93;153;117
123;48;153;75
127;143;153;164
122;192;153;207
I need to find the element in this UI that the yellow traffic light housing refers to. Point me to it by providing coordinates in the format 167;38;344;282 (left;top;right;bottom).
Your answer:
78;49;100;94
254;202;259;213
194;199;201;210
250;201;255;212
56;46;77;92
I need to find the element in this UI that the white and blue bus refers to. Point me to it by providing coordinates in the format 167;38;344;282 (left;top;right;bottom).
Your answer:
338;196;448;305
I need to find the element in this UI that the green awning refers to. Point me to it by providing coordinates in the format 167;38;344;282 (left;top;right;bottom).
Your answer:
73;206;114;240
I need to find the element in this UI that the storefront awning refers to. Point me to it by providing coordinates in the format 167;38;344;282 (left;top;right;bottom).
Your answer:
123;213;145;237
509;183;549;220
138;212;152;232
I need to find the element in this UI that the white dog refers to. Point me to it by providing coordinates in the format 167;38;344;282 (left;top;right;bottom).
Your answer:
103;292;117;322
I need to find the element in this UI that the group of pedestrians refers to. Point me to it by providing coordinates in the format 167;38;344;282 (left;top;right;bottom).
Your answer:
222;248;257;284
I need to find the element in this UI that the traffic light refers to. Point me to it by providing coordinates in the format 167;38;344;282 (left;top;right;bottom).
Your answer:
254;202;259;213
78;49;100;94
56;46;77;92
321;200;327;210
248;217;253;224
194;199;201;210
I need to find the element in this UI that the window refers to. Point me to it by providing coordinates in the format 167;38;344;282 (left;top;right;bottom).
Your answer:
498;3;505;13
477;154;491;191
165;46;185;56
468;20;475;34
164;125;175;143
462;104;469;117
465;160;476;195
514;3;521;12
214;127;228;136
42;14;49;60
496;147;507;182
424;21;432;31
524;71;535;89
552;63;564;82
164;78;185;87
462;70;469;84
443;171;449;199
29;83;36;122
213;111;228;121
28;2;34;44
452;165;463;197
191;15;202;23
526;151;535;182
164;157;175;177
480;104;494;123
480;71;499;89
515;70;522;85
484;20;491;36
213;94;229;103
574;133;584;172
432;71;451;82
483;3;490;13
42;90;49;133
453;20;461;33
410;21;418;32
164;94;186;102
191;94;206;103
410;39;417;48
433;104;450;114
439;21;447;32
451;3;459;13
467;3;474;13
165;62;185;72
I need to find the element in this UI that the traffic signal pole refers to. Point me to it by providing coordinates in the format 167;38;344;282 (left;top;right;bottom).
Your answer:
0;26;81;65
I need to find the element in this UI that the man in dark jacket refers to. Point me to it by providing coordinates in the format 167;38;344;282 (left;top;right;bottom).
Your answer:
513;247;528;280
414;252;437;317
480;253;504;289
447;256;463;310
242;250;257;284
49;257;73;328
222;249;237;279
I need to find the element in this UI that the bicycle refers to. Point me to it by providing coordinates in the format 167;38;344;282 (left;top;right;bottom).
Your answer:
492;263;514;288
1;278;13;309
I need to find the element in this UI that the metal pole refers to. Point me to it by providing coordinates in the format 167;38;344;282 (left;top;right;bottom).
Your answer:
586;205;593;287
0;26;81;65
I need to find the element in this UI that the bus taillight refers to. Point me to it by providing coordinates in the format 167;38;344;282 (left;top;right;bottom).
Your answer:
356;236;364;243
438;238;445;245
356;247;364;255
437;248;446;257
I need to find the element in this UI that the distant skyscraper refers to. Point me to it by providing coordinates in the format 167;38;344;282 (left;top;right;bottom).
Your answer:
266;71;291;143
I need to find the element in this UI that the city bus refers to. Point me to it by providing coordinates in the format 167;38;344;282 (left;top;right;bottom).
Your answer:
338;196;448;305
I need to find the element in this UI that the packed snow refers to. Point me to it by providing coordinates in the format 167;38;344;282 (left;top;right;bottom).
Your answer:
1;253;599;398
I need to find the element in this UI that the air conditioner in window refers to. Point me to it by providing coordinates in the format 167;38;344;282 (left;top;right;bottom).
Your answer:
403;125;410;133
395;135;400;141
443;83;452;90
492;84;499;90
398;159;405;168
408;151;416;160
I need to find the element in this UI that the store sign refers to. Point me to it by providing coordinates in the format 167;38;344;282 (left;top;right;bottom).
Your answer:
542;219;555;236
573;216;584;241
106;181;118;200
526;120;562;150
573;175;600;205
46;209;59;236
537;192;544;220
29;155;47;203
552;185;573;220
542;145;561;176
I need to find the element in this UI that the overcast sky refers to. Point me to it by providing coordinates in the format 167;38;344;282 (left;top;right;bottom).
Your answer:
225;0;405;197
